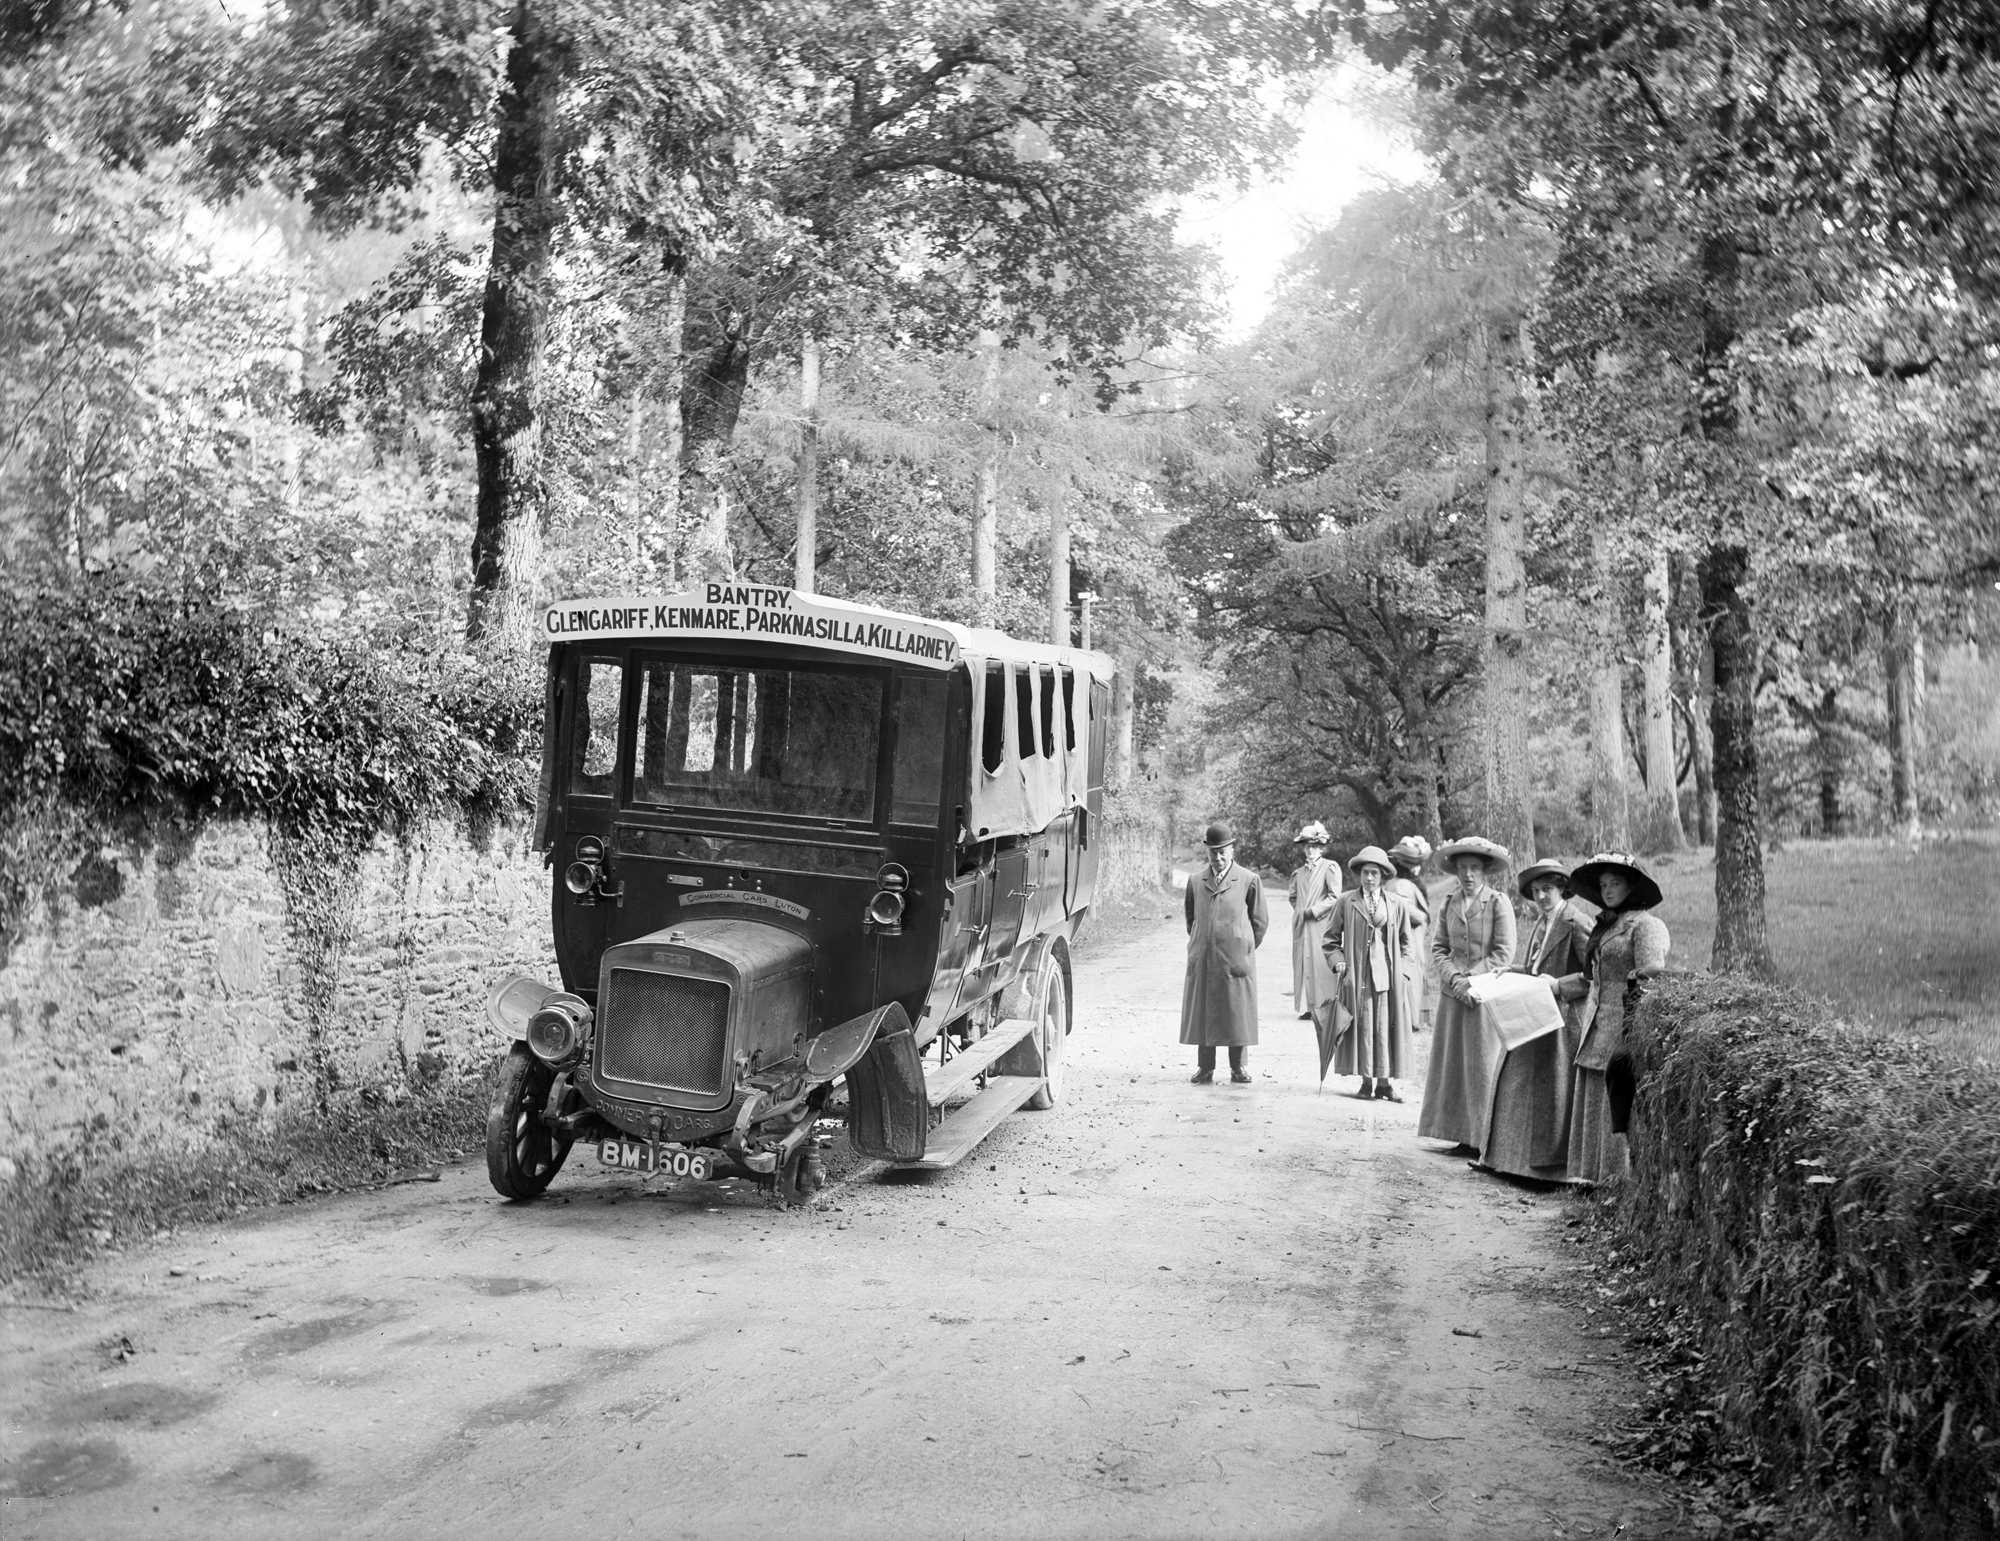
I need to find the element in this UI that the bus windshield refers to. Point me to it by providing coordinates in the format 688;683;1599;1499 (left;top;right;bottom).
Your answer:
630;658;884;822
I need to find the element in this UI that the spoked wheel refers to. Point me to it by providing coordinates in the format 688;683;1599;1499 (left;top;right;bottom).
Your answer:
1025;957;1068;1110
778;1145;826;1208
486;1044;572;1200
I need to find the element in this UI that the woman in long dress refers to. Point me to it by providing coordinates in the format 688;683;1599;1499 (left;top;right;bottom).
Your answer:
1384;836;1434;1032
1288;822;1341;1022
1417;835;1517;1156
1554;852;1669;1185
1322;846;1422;1101
1478;859;1591;1180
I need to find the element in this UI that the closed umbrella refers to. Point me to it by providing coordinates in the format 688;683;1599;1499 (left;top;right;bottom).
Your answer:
1313;999;1347;1090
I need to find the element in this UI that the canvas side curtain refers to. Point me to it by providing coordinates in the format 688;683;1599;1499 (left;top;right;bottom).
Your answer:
963;657;1091;840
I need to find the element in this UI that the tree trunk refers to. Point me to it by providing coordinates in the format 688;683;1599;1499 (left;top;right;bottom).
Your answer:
1480;310;1537;866
681;315;755;468
1698;226;1773;976
1671;554;1717;844
1638;545;1685;850
632;253;686;585
466;0;561;647
1884;604;1922;839
1048;505;1070;646
794;331;820;594
1815;685;1844;836
1111;665;1135;788
1703;542;1775;974
972;329;1000;626
1587;524;1632;850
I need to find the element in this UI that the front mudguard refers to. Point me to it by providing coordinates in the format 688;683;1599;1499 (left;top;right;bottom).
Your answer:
843;1003;926;1161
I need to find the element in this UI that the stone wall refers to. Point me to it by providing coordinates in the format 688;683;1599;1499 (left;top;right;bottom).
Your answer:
1;795;1171;1181
0;818;555;1177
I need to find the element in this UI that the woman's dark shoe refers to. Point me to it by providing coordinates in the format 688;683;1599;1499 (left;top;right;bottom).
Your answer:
1190;1069;1214;1084
1352;1082;1376;1099
1377;1084;1404;1103
1230;1069;1252;1084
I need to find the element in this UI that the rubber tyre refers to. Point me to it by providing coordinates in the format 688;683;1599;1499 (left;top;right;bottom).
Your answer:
486;1044;572;1200
1025;958;1068;1110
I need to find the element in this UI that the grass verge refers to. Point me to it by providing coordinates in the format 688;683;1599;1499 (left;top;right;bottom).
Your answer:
1603;974;2000;1539
0;1074;490;1290
1642;833;1998;1060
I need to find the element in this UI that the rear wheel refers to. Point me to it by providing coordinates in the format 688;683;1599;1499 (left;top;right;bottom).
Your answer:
486;1044;572;1200
1025;958;1068;1110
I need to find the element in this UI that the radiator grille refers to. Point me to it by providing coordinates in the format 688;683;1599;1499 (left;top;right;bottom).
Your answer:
598;968;731;1097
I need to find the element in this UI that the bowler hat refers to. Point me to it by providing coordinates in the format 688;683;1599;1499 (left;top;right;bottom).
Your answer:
1567;851;1663;911
1516;859;1570;898
1348;845;1395;878
1436;834;1512;871
1202;820;1236;848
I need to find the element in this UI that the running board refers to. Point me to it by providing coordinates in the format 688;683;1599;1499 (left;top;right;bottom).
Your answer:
899;1076;1042;1170
924;1017;1037;1106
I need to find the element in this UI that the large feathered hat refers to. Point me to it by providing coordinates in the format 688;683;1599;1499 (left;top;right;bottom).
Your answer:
1436;835;1512;871
1386;835;1431;870
1292;821;1330;845
1567;851;1663;911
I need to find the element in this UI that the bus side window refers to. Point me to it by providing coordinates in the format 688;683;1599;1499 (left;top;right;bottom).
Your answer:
1014;663;1038;759
571;655;624;797
891;675;948;825
981;662;1006;774
1039;666;1056;758
1060;667;1076;752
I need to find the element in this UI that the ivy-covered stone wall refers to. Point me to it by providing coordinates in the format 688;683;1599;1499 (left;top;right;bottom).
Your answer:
0;818;554;1179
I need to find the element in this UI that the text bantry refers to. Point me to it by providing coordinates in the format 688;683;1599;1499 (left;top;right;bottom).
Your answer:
542;587;959;667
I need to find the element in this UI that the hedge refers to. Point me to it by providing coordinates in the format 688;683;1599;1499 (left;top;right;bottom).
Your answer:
0;579;538;947
1620;975;2000;1538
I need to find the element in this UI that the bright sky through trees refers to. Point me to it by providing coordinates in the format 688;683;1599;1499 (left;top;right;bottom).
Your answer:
1181;71;1424;335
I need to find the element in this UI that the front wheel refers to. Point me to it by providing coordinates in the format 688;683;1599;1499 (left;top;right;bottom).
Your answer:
486;1044;572;1200
1025;958;1068;1110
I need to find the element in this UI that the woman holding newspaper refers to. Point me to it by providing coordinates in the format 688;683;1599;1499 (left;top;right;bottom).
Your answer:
1416;837;1518;1158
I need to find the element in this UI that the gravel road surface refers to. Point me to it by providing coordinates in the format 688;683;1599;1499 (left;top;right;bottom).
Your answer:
2;892;1675;1539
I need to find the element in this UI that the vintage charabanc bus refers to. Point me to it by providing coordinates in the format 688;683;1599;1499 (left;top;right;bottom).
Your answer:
483;585;1113;1205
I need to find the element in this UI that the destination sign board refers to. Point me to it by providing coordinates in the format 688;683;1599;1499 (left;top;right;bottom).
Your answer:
544;585;961;668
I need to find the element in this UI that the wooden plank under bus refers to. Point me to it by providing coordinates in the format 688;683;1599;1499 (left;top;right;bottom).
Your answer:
901;1076;1043;1170
923;1017;1037;1106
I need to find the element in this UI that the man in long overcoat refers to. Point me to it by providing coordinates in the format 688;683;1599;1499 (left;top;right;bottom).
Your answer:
1181;820;1268;1084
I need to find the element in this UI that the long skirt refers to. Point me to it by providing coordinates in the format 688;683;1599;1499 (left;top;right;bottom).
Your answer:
1416;994;1487;1149
1566;1065;1631;1185
1333;988;1408;1079
1478;1034;1573;1181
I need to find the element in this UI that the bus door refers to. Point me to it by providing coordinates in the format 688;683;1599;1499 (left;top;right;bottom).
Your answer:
988;839;1032;965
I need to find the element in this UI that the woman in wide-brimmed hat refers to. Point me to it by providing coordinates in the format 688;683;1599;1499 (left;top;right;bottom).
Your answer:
1288;821;1341;1022
1477;859;1592;1181
1180;820;1269;1084
1384;836;1435;1032
1322;846;1423;1100
1553;852;1670;1184
1417;836;1518;1154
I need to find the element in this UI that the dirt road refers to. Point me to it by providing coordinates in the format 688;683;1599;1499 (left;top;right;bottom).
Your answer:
2;893;1673;1539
